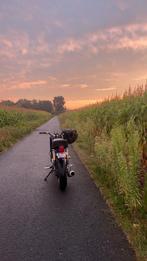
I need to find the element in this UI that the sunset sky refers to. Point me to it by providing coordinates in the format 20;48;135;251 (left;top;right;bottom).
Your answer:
0;0;147;108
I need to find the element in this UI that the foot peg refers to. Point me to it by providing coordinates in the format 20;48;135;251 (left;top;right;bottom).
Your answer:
44;165;54;170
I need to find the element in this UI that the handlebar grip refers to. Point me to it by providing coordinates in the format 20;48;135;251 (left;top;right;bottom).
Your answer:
39;131;47;134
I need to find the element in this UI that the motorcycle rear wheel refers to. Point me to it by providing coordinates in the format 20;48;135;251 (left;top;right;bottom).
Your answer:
59;175;67;191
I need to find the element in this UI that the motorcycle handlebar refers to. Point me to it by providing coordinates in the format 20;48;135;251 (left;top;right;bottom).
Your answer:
39;131;61;138
39;131;47;134
39;131;52;135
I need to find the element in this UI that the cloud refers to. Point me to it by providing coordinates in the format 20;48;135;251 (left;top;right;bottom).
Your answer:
60;83;88;89
88;23;147;52
57;22;147;56
0;36;15;58
53;20;64;29
57;39;83;54
60;83;71;88
66;99;102;109
33;33;50;55
80;84;88;89
10;80;47;90
0;31;30;59
114;0;129;11
133;74;147;81
0;38;13;48
48;75;57;81
96;87;116;91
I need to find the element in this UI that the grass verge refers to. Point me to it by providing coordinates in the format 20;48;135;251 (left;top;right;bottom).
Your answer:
72;143;147;261
59;87;147;261
0;106;51;152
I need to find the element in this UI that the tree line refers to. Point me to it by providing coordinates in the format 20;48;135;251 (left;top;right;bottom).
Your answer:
0;96;66;114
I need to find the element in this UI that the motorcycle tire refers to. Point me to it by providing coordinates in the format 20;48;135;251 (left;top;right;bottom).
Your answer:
59;175;67;191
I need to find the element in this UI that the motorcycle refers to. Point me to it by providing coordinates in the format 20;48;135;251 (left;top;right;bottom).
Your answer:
39;129;78;190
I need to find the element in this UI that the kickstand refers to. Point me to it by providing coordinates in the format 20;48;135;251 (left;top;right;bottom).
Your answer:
44;166;54;182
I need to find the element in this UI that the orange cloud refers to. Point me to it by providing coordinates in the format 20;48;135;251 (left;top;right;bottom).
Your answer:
66;99;102;109
80;84;88;89
96;87;116;91
10;80;47;90
61;84;71;88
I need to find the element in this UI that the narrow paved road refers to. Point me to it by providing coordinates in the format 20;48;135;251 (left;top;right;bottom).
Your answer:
0;117;136;261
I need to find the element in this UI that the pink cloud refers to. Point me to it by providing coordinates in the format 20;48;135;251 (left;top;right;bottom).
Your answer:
33;34;50;55
0;31;30;59
57;39;83;54
0;38;13;48
0;36;15;58
57;22;147;55
87;23;147;52
114;0;129;11
53;20;64;29
109;37;147;50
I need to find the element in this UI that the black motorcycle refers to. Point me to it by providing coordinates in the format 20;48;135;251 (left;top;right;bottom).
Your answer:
40;129;78;190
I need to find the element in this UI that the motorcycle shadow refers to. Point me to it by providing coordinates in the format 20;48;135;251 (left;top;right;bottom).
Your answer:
43;173;76;197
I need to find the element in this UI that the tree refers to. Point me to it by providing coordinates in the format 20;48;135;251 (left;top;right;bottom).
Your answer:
53;96;66;114
15;99;53;113
15;99;31;108
0;100;15;106
38;100;53;113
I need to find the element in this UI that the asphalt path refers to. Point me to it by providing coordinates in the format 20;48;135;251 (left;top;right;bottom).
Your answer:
0;117;136;261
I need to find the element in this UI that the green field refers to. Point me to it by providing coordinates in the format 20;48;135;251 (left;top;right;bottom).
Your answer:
60;87;147;260
0;106;51;152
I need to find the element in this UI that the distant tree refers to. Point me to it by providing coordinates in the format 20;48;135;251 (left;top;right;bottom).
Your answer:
0;100;15;106
31;99;38;110
16;99;31;109
0;97;66;114
53;96;66;114
15;99;53;113
38;100;53;113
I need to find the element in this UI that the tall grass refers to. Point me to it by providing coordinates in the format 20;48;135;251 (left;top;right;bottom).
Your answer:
0;107;51;152
60;86;147;259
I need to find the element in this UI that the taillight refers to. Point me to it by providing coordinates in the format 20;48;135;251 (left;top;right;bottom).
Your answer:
58;145;65;153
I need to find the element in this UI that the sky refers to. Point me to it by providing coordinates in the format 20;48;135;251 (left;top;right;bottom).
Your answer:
0;0;147;109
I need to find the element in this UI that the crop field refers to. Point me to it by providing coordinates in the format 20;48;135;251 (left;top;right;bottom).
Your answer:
0;106;51;152
60;86;147;260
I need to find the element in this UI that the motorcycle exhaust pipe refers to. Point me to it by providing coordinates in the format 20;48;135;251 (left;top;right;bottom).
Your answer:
68;170;75;177
70;170;75;176
67;164;75;177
